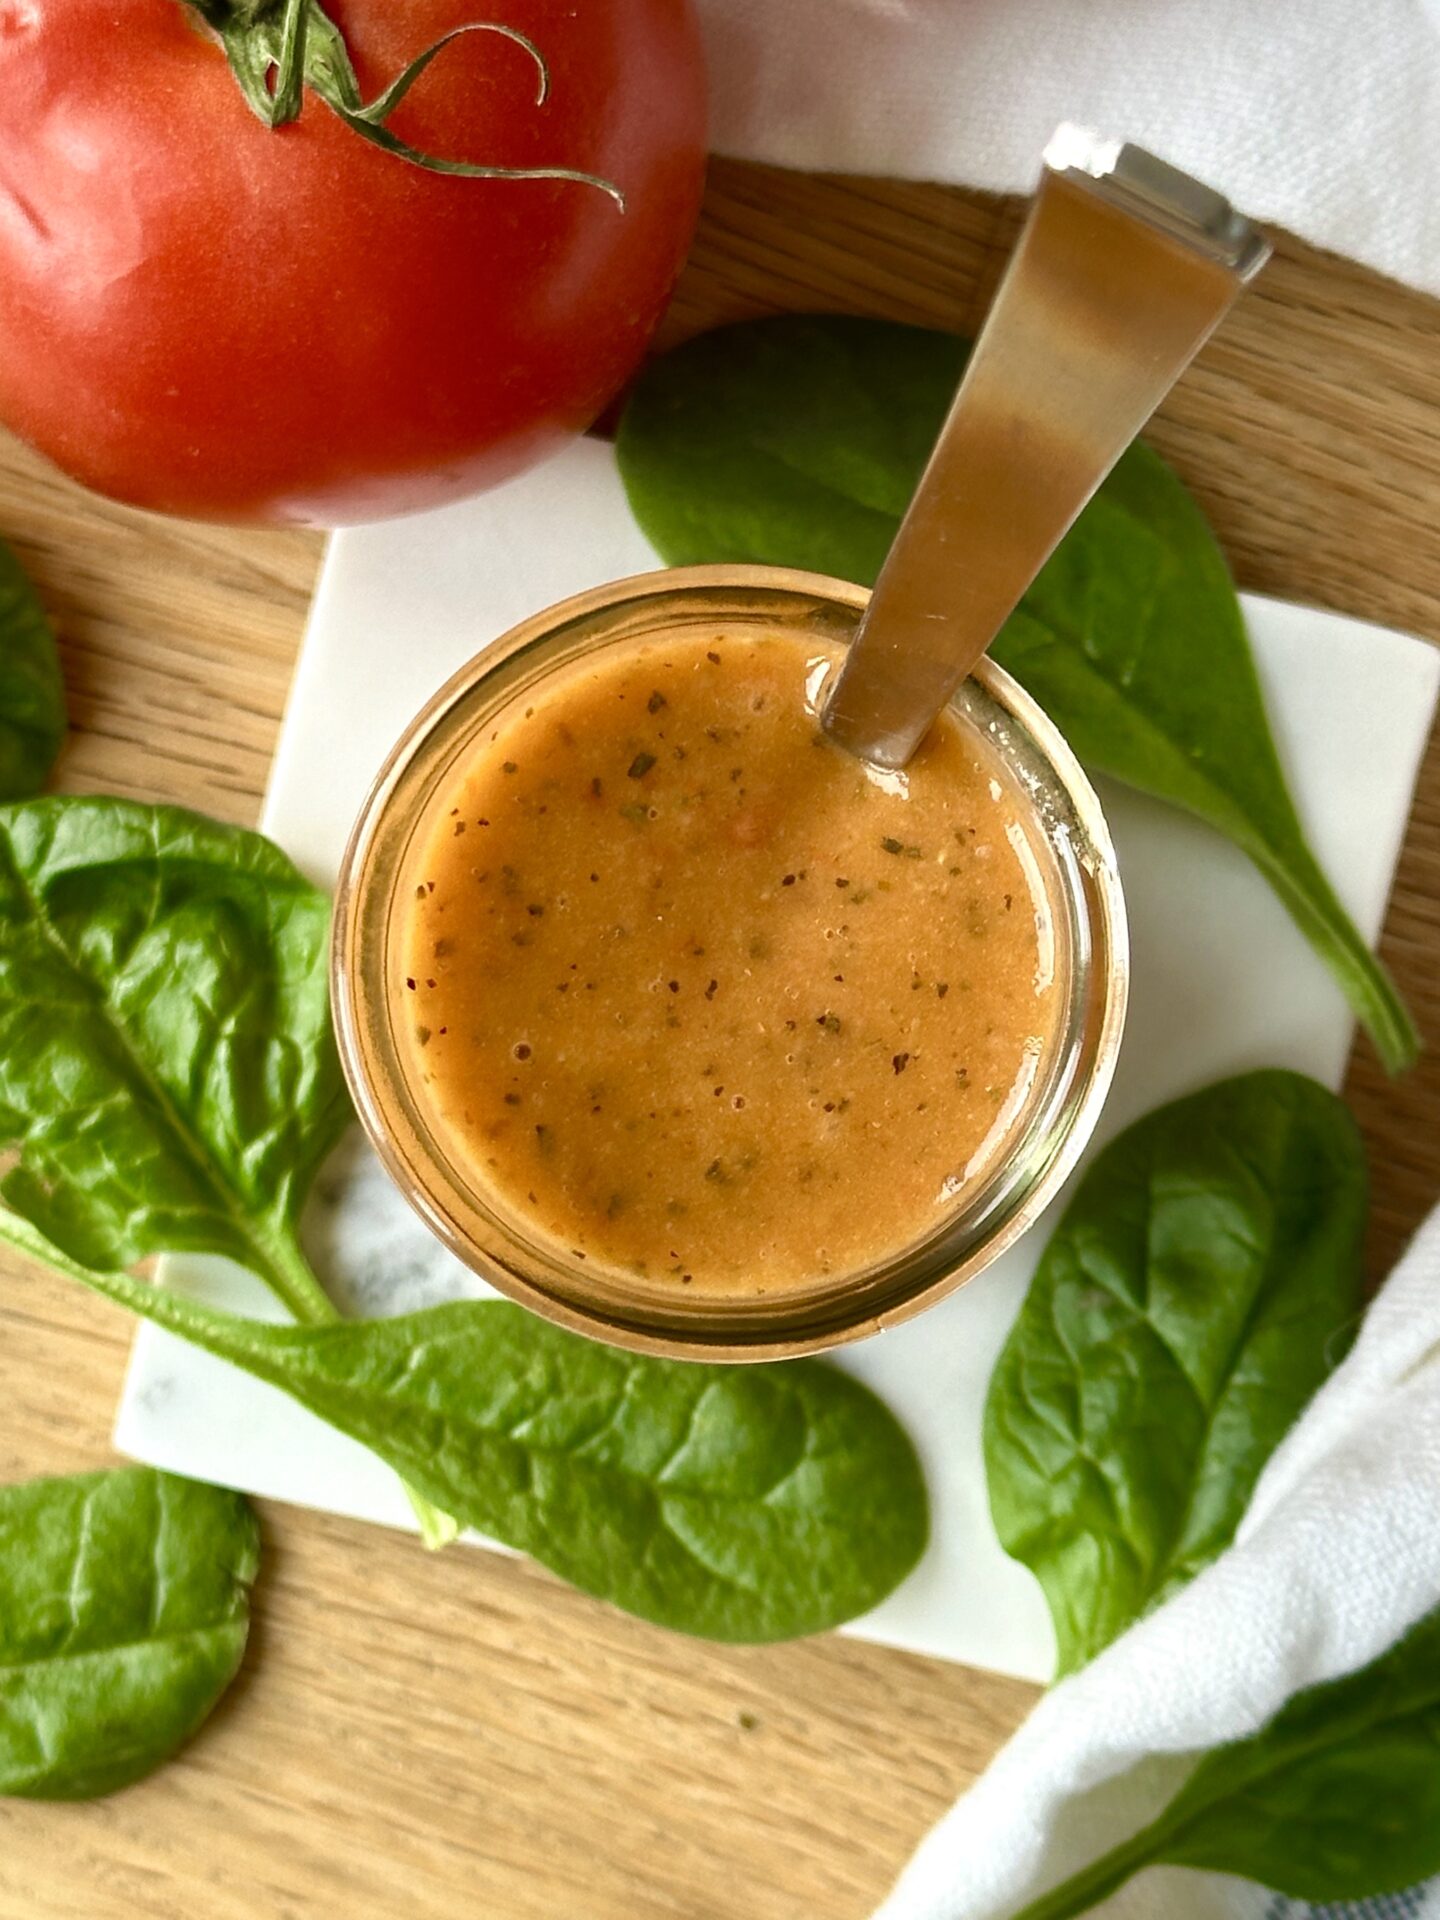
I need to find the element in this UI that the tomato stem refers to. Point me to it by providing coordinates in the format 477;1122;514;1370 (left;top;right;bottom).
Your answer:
178;0;625;207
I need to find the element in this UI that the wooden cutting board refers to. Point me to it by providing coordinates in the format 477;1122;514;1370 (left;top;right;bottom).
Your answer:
1;159;1438;1920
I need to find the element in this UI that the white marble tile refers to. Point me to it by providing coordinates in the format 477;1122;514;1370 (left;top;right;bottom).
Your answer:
115;442;1440;1681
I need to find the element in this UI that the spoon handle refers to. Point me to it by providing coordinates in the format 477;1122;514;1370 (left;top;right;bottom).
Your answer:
821;125;1271;769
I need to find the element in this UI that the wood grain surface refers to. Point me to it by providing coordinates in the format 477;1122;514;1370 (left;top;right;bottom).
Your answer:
1;159;1438;1920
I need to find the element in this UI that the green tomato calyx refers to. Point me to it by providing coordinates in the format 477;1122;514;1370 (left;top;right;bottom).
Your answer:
183;0;626;207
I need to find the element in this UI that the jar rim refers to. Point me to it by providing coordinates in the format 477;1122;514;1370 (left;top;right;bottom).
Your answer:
331;564;1128;1360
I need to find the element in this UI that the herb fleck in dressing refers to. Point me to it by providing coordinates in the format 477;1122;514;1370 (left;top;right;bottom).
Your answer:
396;630;1060;1293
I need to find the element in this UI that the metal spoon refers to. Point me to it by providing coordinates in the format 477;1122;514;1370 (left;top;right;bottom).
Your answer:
821;124;1271;768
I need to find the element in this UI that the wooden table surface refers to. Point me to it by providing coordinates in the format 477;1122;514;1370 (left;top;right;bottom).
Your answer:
1;161;1438;1920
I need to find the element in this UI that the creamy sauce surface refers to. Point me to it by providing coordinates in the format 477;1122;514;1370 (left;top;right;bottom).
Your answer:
396;630;1060;1294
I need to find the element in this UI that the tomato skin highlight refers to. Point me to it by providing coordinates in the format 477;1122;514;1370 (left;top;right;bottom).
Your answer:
0;0;707;525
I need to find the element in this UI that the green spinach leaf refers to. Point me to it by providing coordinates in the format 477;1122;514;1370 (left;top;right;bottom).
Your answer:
2;1214;928;1644
0;542;65;800
0;796;456;1545
1;1466;258;1799
616;314;1417;1073
984;1070;1366;1678
1010;1605;1440;1918
0;797;347;1324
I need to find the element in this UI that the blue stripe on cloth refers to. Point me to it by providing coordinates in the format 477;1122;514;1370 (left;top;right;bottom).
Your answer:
1263;1884;1436;1919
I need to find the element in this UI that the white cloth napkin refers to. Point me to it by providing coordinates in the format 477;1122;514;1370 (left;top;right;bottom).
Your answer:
696;0;1440;299
875;1204;1440;1920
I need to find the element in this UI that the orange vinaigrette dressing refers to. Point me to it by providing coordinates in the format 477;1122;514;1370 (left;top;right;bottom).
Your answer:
394;629;1062;1295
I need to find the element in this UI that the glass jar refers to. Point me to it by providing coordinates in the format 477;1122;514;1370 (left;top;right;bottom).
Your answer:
331;566;1127;1359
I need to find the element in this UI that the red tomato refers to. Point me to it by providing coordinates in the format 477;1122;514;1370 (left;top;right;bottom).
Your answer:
0;1;706;525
